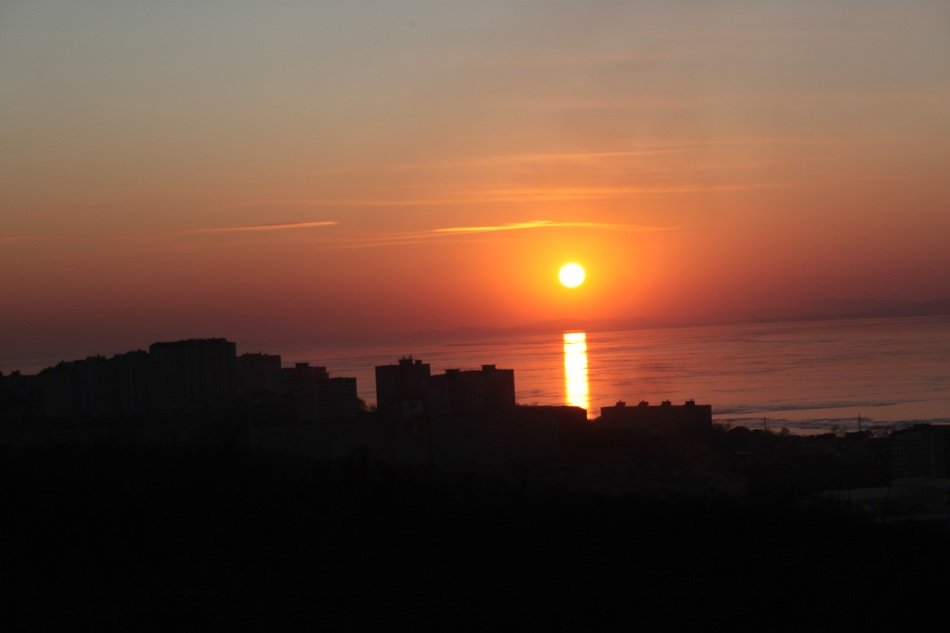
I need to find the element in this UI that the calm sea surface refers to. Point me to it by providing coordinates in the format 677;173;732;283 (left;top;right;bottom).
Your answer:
287;316;950;433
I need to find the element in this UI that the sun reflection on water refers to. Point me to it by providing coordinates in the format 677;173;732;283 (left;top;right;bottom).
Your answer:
563;332;590;413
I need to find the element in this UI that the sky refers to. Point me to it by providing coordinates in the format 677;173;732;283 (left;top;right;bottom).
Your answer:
2;1;949;370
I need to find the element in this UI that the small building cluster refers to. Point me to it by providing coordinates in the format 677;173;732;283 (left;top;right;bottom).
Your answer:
600;399;713;437
372;356;580;466
375;357;516;419
814;424;950;524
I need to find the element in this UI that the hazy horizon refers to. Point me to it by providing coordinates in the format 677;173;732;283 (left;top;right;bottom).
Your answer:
5;307;948;377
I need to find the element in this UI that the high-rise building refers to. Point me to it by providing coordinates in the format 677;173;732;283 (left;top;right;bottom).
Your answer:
426;365;515;417
283;363;360;423
236;353;282;395
148;339;236;410
375;356;431;418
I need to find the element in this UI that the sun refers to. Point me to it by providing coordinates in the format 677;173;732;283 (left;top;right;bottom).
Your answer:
558;262;586;288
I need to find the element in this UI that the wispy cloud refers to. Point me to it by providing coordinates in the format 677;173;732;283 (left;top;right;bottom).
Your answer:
189;220;337;234
323;219;670;250
432;220;664;234
164;218;668;253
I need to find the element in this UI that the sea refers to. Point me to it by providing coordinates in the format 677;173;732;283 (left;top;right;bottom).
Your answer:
287;315;950;434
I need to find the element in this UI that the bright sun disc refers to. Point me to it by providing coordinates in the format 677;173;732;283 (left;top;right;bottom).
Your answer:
558;263;586;288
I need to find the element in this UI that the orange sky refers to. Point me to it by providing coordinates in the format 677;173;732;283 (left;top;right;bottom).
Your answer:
2;2;949;370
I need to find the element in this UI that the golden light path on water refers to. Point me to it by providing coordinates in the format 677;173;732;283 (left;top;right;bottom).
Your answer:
563;332;590;413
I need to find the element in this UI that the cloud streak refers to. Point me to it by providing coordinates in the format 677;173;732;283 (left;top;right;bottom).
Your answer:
432;220;665;234
189;220;338;234
169;218;667;252
325;219;670;250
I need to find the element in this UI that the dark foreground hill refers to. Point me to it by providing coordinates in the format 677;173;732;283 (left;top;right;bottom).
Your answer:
2;445;946;630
